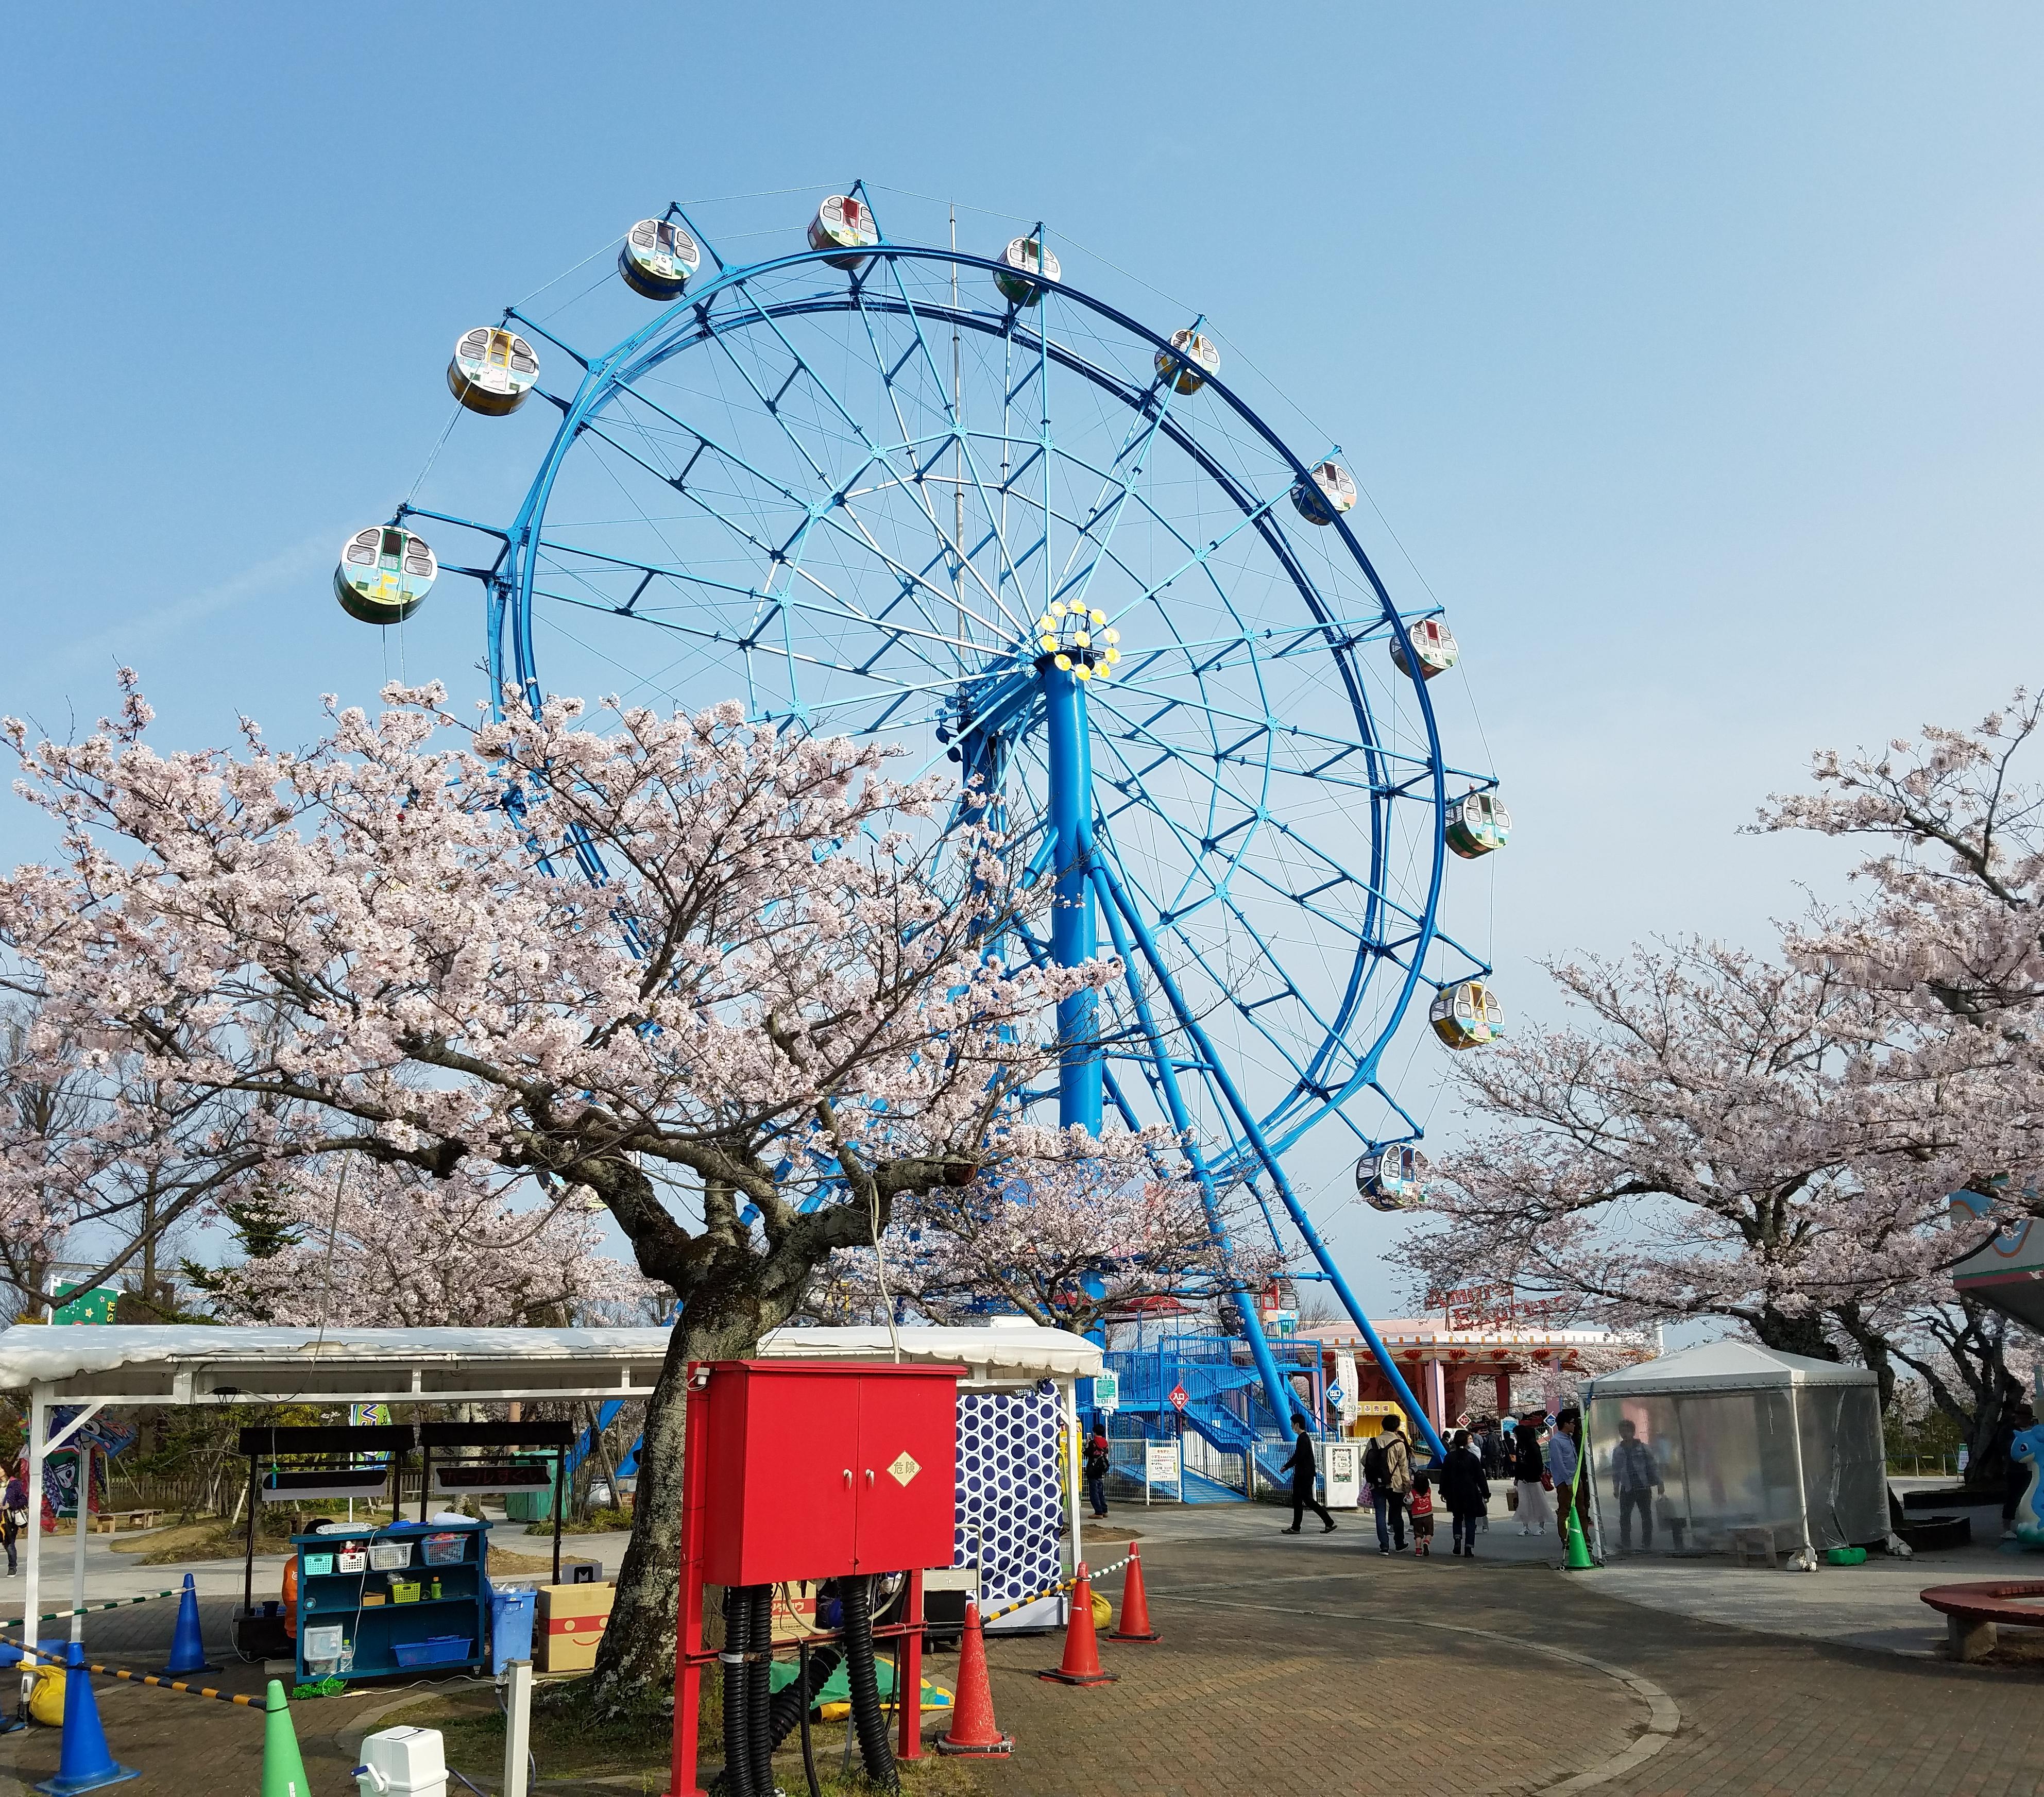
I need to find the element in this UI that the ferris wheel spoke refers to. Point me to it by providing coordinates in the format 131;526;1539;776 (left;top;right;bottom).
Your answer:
1047;379;1180;618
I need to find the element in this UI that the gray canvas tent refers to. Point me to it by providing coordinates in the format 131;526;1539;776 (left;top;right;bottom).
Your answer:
1583;1340;1888;1565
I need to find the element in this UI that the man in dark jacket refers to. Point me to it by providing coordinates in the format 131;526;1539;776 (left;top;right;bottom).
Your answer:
1440;1428;1491;1557
1281;1415;1337;1534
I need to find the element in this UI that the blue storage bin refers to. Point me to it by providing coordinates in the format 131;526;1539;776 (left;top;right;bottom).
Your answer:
490;1588;536;1676
393;1635;473;1669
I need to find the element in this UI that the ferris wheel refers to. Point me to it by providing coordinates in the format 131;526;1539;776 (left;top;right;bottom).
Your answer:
345;183;1505;1454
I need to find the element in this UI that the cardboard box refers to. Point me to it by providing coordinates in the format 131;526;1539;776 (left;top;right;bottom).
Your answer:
536;1581;615;1672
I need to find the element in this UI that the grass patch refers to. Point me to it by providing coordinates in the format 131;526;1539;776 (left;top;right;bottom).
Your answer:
387;1677;982;1796
524;1506;634;1535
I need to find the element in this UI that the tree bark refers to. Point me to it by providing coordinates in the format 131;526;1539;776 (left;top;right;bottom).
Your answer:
586;1284;801;1716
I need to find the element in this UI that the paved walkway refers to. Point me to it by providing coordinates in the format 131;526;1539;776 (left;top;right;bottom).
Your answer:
7;1503;2044;1794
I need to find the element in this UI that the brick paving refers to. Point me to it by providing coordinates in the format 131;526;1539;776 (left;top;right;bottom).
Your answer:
7;1532;2044;1794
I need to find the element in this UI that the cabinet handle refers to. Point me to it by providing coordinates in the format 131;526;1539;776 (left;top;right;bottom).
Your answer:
864;1469;875;1487
842;1469;853;1488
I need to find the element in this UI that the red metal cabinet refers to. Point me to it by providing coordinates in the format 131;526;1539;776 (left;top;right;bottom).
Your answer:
699;1360;960;1586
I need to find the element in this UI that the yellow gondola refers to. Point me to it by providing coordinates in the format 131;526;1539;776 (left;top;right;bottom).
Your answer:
1430;980;1504;1050
446;327;539;416
1155;328;1219;395
334;526;436;625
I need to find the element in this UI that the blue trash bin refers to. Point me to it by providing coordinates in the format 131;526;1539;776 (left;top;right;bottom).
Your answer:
490;1586;536;1677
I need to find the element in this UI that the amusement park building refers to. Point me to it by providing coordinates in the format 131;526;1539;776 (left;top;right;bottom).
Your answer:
1290;1317;1653;1437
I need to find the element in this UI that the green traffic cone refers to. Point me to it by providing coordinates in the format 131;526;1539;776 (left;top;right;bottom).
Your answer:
260;1680;312;1797
1563;1487;1596;1571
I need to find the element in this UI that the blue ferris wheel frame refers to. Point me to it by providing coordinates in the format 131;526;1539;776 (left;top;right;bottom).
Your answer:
401;196;1491;1457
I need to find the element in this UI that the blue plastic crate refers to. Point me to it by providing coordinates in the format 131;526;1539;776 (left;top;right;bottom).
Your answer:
391;1635;473;1669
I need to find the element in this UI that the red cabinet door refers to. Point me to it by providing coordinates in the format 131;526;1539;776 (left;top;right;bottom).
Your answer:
704;1365;860;1585
851;1372;959;1573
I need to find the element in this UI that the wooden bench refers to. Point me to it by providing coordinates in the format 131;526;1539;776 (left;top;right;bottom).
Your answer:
1919;1581;2044;1661
1728;1525;1777;1569
89;1508;162;1535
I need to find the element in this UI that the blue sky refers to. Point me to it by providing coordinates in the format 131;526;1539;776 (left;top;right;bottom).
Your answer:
7;4;2039;1308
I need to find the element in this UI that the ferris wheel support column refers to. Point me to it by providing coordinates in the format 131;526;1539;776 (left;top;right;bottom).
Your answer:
1042;663;1104;1135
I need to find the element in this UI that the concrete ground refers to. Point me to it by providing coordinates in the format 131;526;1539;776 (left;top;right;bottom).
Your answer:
4;1496;2042;1794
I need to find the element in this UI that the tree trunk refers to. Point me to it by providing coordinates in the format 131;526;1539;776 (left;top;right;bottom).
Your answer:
1753;1306;1836;1364
586;1296;785;1717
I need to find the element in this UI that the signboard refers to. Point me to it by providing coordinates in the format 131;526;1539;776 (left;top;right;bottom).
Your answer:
1422;1283;1574;1330
1325;1382;1345;1409
1092;1370;1120;1413
1263;1308;1299;1338
1168;1383;1189;1412
1145;1444;1180;1488
53;1283;118;1326
1334;1351;1359;1420
1324;1440;1362;1509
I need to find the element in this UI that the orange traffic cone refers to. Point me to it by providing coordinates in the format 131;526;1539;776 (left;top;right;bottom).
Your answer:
1038;1566;1117;1686
934;1601;1012;1756
1108;1541;1160;1642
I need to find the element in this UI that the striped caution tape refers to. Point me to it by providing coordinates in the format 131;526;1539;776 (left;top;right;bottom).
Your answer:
13;1642;263;1709
2;1590;178;1629
980;1551;1137;1626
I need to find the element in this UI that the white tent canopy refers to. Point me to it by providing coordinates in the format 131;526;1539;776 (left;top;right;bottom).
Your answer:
1583;1339;1887;1564
0;1325;673;1405
1585;1338;1877;1398
756;1323;1101;1383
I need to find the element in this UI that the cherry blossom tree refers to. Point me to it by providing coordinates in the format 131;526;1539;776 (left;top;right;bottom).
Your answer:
813;1128;1277;1336
1759;691;2044;1474
0;674;1102;1711
1399;939;1981;1394
212;1162;655;1329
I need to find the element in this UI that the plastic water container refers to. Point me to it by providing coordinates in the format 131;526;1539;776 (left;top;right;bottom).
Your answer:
354;1724;448;1797
490;1586;536;1677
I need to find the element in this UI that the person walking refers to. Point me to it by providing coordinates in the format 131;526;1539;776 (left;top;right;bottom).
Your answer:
1548;1407;1588;1550
1280;1414;1337;1534
3;1466;27;1576
1440;1427;1491;1557
1085;1424;1112;1520
1407;1471;1437;1556
1610;1418;1663;1551
1513;1410;1553;1536
1364;1414;1413;1554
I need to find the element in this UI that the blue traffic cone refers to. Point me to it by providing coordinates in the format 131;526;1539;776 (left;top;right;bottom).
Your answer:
160;1573;217;1675
35;1641;138;1794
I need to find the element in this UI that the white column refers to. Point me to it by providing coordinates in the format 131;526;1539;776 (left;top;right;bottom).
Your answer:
1063;1382;1083;1582
502;1658;533;1797
71;1444;92;1643
21;1387;46;1696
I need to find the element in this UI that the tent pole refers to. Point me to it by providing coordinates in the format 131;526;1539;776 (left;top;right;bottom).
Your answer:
70;1444;91;1643
20;1386;47;1716
551;1447;563;1588
1787;1380;1818;1570
243;1452;259;1615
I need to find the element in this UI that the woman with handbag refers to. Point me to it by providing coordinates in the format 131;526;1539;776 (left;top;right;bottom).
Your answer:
1513;1410;1553;1537
3;1467;28;1575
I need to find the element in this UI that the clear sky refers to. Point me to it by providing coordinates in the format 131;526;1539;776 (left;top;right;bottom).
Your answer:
6;4;2039;1309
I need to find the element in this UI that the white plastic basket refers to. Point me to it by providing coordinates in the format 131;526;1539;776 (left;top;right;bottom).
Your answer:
368;1542;412;1572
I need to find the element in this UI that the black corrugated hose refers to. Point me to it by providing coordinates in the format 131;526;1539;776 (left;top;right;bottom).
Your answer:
746;1585;775;1794
768;1642;845;1744
720;1586;756;1797
841;1573;900;1791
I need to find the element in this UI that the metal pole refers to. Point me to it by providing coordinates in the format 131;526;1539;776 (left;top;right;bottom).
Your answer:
1043;662;1103;1133
70;1444;91;1646
502;1658;533;1797
1786;1382;1817;1571
21;1388;46;1711
551;1447;564;1587
242;1454;258;1617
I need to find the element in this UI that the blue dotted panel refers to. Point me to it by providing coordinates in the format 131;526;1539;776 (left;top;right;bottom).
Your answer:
952;1389;1062;1605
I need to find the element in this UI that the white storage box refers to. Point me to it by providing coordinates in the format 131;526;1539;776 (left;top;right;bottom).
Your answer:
302;1623;346;1662
368;1541;412;1571
355;1724;448;1797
